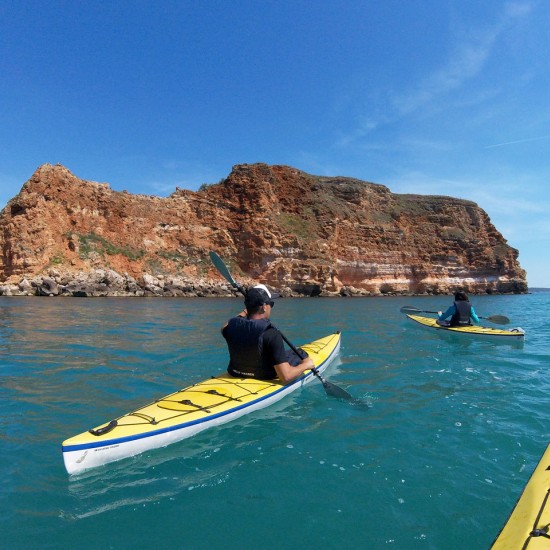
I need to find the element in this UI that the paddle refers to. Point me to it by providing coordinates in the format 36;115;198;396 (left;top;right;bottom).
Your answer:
399;305;510;325
209;251;354;400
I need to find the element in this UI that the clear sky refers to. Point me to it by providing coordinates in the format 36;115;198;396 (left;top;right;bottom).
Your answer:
1;1;548;287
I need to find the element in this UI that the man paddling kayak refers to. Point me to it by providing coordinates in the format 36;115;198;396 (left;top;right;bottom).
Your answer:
222;284;314;384
437;291;480;327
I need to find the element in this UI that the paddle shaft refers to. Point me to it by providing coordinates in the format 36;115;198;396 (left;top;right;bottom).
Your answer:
416;308;493;319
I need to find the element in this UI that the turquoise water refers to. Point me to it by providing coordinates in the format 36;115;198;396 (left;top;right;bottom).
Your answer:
2;292;549;549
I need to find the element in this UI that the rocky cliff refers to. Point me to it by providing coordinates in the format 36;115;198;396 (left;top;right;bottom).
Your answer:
0;163;527;296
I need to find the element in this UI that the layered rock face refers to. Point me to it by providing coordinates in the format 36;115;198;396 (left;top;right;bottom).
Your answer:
0;163;527;296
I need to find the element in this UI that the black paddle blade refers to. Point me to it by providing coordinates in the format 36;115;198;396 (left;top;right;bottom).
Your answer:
312;369;354;400
400;305;421;314
483;315;510;325
321;375;370;407
400;305;440;314
324;380;355;400
209;252;243;294
400;305;439;315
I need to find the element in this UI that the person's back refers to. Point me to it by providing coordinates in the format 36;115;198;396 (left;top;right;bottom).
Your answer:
450;296;473;326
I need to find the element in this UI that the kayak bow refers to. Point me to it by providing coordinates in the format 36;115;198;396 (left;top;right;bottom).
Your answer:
491;442;550;549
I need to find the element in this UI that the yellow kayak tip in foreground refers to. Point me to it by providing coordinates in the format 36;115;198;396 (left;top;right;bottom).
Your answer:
491;442;550;549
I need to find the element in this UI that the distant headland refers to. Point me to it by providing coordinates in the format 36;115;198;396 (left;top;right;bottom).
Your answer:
0;163;527;297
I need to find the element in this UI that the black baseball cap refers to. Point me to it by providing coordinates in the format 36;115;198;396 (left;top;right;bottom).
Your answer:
244;284;280;308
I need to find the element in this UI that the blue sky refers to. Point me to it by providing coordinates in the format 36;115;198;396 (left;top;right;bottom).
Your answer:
1;1;549;287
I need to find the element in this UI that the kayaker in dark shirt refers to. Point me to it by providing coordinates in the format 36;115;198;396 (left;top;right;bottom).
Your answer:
437;291;480;327
222;284;314;384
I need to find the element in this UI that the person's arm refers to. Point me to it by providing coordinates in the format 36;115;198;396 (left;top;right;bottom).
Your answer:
274;356;315;385
438;305;455;320
266;329;315;384
470;307;480;324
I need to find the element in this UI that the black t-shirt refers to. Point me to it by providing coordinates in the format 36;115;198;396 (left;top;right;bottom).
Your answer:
261;327;288;366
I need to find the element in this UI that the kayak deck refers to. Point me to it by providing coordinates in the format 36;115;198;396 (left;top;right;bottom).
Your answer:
62;331;341;474
405;314;525;339
491;442;550;549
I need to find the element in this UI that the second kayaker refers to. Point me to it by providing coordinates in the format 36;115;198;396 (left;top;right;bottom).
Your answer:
437;291;480;327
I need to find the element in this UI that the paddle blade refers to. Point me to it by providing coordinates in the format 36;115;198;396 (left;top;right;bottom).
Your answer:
400;305;439;315
400;306;422;314
324;380;355;400
321;375;369;407
312;369;354;400
484;314;510;325
209;252;241;292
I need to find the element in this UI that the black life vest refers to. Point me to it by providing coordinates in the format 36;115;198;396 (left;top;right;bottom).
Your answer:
224;317;276;379
451;300;472;326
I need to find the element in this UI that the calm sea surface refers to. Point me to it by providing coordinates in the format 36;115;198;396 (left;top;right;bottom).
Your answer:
2;291;550;549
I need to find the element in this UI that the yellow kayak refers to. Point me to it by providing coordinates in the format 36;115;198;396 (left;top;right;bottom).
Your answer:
405;314;525;339
62;331;342;474
491;443;550;548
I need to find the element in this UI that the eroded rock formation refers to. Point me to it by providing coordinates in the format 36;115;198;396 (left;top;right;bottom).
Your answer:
0;163;527;296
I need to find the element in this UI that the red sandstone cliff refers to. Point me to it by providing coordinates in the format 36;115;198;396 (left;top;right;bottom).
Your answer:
0;163;527;296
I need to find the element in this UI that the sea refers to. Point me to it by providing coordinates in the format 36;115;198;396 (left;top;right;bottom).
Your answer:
1;290;549;549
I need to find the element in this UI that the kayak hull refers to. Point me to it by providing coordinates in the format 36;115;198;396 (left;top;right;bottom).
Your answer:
405;314;525;339
491;442;550;549
62;332;341;475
